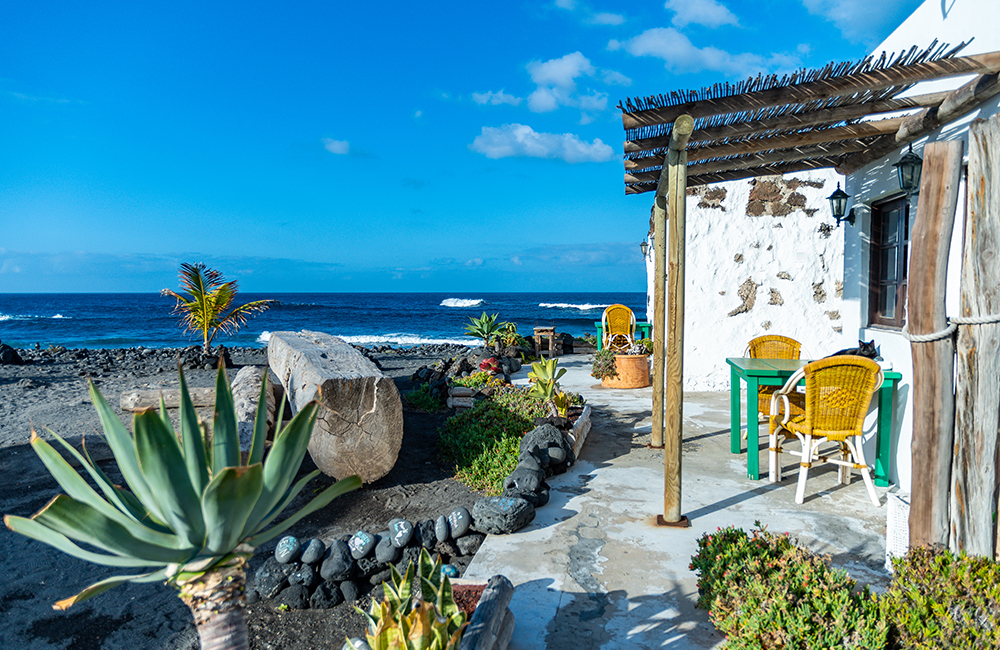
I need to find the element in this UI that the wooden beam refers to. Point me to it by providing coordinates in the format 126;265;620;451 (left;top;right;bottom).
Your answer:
626;156;851;193
622;52;1000;130
650;142;671;449
908;140;964;549
626;115;907;156
838;72;1000;174
625;139;875;184
950;115;1000;558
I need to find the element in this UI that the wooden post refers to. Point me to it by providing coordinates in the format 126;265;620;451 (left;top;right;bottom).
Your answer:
660;114;694;527
951;116;1000;558
650;147;670;449
908;140;964;549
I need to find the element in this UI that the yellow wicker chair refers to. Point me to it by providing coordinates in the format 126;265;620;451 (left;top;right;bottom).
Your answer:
601;304;636;353
768;356;883;506
744;335;805;435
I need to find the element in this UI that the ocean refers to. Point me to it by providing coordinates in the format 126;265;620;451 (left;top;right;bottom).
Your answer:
0;292;647;350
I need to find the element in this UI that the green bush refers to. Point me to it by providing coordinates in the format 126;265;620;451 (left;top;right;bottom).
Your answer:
450;371;503;389
437;385;547;494
690;523;887;650
404;383;444;412
591;347;618;379
883;546;1000;649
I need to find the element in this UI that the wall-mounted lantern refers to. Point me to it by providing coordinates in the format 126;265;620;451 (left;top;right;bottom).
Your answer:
893;144;923;194
640;240;649;258
827;183;855;227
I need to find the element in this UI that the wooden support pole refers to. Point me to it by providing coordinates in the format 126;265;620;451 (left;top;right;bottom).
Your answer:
650;144;670;449
660;115;694;527
908;140;964;549
951;115;1000;558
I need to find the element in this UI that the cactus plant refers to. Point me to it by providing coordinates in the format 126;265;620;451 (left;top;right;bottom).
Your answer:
4;365;361;650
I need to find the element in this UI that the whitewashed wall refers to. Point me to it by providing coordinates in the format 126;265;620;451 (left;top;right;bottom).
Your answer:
645;168;846;391
842;0;1000;491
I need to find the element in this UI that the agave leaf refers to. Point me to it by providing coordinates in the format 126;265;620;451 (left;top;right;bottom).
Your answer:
248;370;271;466
201;464;263;554
211;365;240;473
247;469;321;537
241;403;319;533
53;567;169;611
177;368;209;494
4;515;168;568
32;496;193;563
87;381;163;523
158;394;173;433
436;574;459;621
133;410;206;546
31;431;183;549
245;474;360;547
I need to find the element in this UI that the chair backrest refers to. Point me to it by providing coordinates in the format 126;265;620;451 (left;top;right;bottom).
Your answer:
746;335;802;360
602;304;635;336
802;356;882;437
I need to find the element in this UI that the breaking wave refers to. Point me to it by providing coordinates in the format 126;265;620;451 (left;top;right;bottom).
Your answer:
440;298;484;308
539;302;610;311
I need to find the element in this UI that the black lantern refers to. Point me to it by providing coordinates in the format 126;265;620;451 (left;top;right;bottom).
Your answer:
640;240;649;258
893;144;923;193
827;183;854;226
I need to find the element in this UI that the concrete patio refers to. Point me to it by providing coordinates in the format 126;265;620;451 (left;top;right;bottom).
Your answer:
462;352;894;649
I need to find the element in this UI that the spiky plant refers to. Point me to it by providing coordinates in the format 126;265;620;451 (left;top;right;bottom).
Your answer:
463;312;502;348
161;262;277;353
357;548;467;650
4;366;361;650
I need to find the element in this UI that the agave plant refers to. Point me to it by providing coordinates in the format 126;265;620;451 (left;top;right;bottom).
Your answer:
4;366;361;650
161;262;277;353
527;358;567;415
463;312;502;348
357;548;467;650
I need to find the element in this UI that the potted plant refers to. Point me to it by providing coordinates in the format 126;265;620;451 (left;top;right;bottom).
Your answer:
592;339;652;389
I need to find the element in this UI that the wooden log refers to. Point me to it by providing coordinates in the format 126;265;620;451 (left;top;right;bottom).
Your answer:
458;575;514;650
267;330;403;484
950;116;1000;558
650;132;670;448
120;387;215;411
663;115;692;525
232;365;276;452
908;140;964;549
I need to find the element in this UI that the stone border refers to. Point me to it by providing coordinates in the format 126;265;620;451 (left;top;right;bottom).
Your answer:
567;404;592;460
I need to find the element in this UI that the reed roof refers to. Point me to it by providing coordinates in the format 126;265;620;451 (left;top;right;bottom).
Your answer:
620;41;1000;194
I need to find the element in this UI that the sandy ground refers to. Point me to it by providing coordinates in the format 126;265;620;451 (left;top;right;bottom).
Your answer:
0;345;479;650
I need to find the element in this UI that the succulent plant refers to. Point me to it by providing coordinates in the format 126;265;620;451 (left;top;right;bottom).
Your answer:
4;365;360;650
357;548;467;648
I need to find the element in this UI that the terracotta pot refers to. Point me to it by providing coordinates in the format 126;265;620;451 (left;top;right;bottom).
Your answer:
601;355;650;389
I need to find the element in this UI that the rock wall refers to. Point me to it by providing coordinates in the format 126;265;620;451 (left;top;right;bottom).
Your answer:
646;169;845;391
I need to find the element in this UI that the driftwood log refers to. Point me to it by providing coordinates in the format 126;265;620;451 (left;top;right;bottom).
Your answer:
232;365;276;452
267;331;403;484
950;116;1000;558
120;387;215;411
458;575;515;650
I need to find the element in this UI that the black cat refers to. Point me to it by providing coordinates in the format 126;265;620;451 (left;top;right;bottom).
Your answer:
826;339;880;359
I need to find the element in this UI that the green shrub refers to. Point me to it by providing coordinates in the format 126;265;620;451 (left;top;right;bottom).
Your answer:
883;546;1000;649
450;371;503;389
437;385;547;494
404;383;444;412
690;523;887;650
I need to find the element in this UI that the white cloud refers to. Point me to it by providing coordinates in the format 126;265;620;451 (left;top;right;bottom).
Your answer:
472;89;523;106
527;52;595;87
465;258;484;267
665;0;739;28
469;124;615;163
414;109;423;118
527;87;561;112
601;69;632;86
621;27;799;77
801;0;917;44
322;138;349;154
555;0;576;9
589;12;625;25
511;256;523;266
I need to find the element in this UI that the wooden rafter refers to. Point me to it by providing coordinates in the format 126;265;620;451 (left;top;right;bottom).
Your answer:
620;43;1000;194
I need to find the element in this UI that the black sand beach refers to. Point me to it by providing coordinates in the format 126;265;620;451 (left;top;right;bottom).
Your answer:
0;344;479;650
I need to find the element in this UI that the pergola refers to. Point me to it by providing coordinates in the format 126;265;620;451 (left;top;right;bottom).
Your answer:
619;41;1000;528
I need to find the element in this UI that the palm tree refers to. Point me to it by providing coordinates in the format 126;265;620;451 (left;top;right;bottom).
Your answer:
161;263;277;353
5;366;361;650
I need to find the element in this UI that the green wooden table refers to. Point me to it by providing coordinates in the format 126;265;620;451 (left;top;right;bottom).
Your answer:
726;357;901;484
594;321;652;350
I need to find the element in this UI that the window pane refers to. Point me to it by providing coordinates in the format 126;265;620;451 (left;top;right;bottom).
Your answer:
885;208;900;245
881;285;896;319
882;247;897;282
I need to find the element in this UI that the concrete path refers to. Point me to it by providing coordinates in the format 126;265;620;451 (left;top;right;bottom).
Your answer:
462;353;892;649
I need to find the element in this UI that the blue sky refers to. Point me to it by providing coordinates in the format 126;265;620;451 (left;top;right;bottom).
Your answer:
1;0;922;293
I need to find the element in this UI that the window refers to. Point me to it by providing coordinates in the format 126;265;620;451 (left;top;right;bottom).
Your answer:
868;196;910;328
